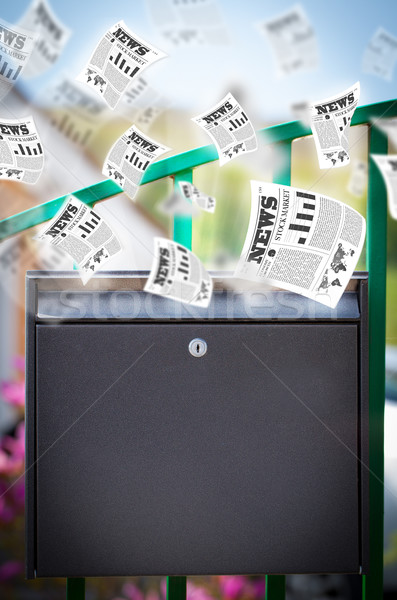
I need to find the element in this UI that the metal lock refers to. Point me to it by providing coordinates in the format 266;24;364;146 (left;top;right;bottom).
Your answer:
189;338;207;357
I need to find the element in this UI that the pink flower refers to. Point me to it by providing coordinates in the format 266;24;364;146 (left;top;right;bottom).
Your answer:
0;380;25;407
252;578;267;599
12;356;25;371
187;581;215;600
218;577;247;600
0;560;23;581
2;422;25;461
122;583;145;600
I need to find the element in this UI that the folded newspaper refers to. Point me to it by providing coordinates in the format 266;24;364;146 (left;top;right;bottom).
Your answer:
0;116;44;184
192;92;257;166
102;124;170;200
0;18;37;100
179;180;216;213
234;181;366;308
35;196;122;284
371;154;397;219
145;238;213;307
362;27;397;81
18;0;71;78
257;4;318;77
310;82;360;169
76;20;166;110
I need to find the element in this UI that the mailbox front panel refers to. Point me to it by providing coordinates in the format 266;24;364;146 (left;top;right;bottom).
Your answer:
34;322;359;577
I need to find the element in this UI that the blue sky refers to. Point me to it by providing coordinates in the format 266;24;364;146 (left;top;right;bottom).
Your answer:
2;0;397;124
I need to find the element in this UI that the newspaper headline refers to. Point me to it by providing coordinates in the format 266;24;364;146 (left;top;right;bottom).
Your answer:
310;81;360;169
35;196;122;283
102;124;170;200
192;92;257;166
77;20;166;110
145;237;213;307
0;116;44;184
234;180;365;308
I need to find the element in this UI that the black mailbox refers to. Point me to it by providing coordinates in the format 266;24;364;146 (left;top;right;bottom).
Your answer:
25;271;369;578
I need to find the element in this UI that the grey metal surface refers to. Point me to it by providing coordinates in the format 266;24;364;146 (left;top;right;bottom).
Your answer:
36;289;360;321
34;322;360;577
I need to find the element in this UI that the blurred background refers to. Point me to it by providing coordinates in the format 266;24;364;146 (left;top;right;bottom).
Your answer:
1;0;397;598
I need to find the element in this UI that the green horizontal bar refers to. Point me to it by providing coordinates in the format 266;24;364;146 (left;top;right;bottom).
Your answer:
1;98;397;242
0;179;121;241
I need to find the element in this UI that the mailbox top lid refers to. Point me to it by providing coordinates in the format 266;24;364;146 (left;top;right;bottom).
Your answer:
27;271;367;321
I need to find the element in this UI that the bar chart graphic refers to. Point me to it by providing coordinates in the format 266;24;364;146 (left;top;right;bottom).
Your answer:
77;210;101;239
14;142;43;156
125;151;149;170
177;245;190;280
289;191;316;245
0;55;22;81
228;112;248;131
110;52;140;78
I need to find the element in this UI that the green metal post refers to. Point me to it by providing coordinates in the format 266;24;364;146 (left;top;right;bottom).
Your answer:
172;169;193;250
167;576;187;600
363;126;388;599
264;140;292;600
165;169;193;600
66;577;85;599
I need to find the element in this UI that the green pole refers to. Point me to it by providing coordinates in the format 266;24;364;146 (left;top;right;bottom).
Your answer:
363;126;388;599
165;169;193;600
167;576;187;600
172;170;193;250
66;577;85;600
264;141;292;600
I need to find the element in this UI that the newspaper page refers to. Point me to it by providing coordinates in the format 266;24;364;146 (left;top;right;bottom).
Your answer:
371;154;397;219
192;92;257;166
158;189;198;217
18;0;71;78
234;181;366;308
39;75;108;148
146;0;229;47
102;124;170;200
257;4;318;77
178;180;216;213
0;18;37;100
362;27;397;81
145;237;213;307
372;117;397;148
76;20;166;110
0;116;44;184
35;196;122;284
347;159;368;197
309;81;360;169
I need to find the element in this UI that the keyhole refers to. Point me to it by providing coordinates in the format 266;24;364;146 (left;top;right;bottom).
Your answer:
189;338;207;357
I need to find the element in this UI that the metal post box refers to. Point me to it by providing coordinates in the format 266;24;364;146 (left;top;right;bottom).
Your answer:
25;271;369;578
